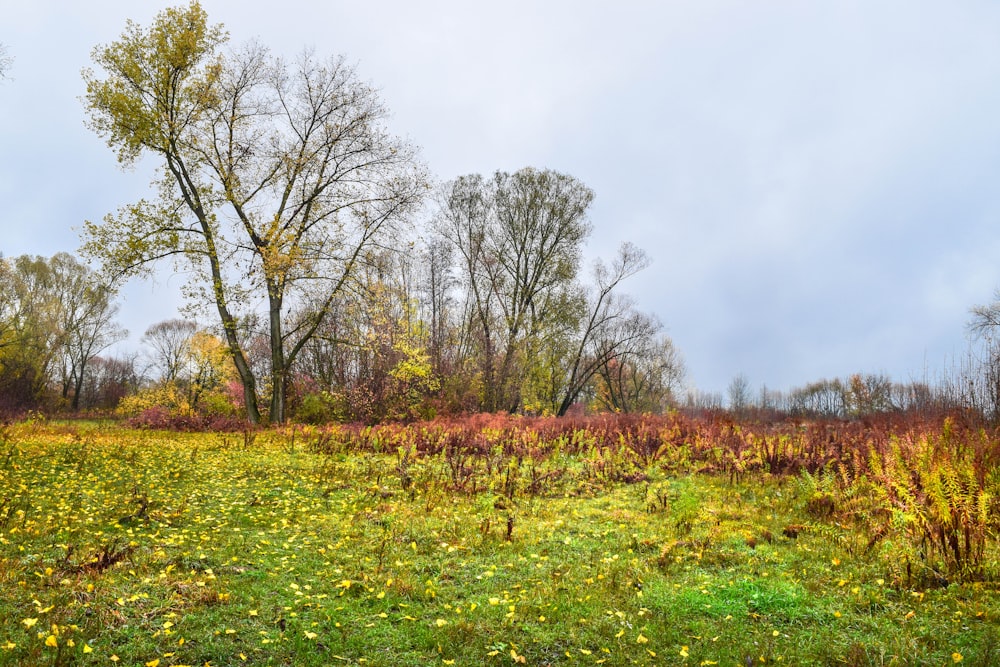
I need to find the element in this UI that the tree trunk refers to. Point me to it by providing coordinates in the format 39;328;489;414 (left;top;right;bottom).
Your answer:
269;293;287;423
71;367;85;411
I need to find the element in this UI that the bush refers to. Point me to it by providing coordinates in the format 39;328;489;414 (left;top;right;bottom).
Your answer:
119;381;243;431
295;391;344;424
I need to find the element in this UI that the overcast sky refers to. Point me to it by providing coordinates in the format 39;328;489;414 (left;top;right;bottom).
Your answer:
3;1;1000;397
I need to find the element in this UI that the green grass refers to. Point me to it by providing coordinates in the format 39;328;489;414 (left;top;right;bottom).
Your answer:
0;422;998;666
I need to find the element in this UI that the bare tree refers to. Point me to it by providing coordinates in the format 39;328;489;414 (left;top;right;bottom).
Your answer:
49;253;128;410
554;244;653;415
727;372;752;415
142;319;198;383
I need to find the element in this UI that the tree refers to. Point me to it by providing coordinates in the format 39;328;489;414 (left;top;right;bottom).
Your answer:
727;372;751;415
968;292;1000;418
0;254;125;411
79;354;141;410
436;168;593;412
142;319;198;383
49;253;128;410
81;2;427;423
554;243;652;415
418;237;457;377
593;324;683;413
0;256;56;410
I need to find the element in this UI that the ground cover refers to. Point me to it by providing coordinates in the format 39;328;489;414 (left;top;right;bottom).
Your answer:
0;416;998;666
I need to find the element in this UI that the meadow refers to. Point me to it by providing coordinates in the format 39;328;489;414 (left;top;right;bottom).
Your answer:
1;413;998;666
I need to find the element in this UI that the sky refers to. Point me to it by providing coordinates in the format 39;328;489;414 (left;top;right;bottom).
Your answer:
3;1;1000;398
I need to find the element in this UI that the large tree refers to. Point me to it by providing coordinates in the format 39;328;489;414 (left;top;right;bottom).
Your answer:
81;2;426;423
436;168;593;412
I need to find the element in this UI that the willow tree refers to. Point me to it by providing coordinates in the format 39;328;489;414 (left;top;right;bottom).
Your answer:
81;2;426;422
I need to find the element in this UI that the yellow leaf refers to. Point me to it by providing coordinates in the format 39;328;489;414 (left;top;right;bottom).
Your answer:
636;633;648;644
304;631;317;640
146;660;160;667
21;619;38;629
45;635;58;648
953;654;963;663
83;644;93;654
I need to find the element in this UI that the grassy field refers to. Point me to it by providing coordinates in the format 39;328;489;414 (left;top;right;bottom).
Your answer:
0;418;998;666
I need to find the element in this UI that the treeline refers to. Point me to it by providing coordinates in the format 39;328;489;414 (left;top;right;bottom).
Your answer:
688;349;1000;422
5;239;1000;426
0;171;684;423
